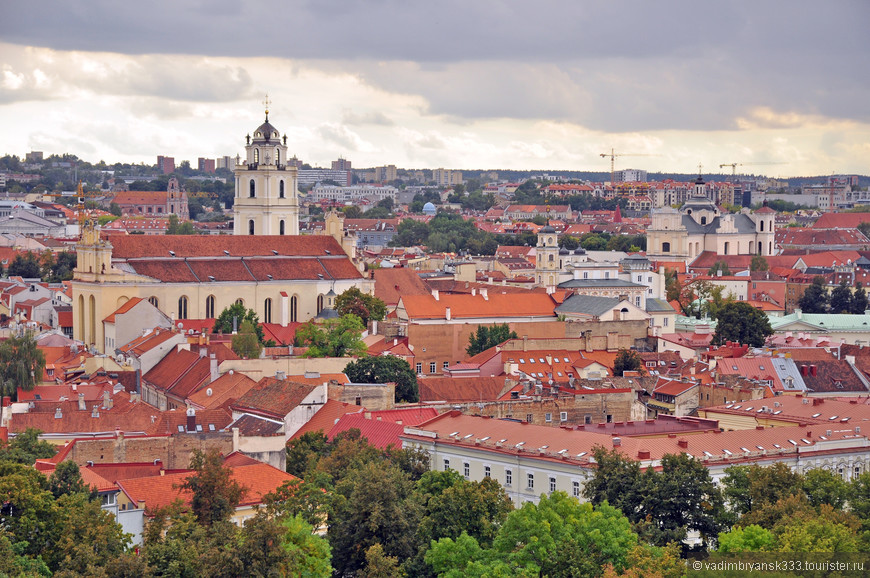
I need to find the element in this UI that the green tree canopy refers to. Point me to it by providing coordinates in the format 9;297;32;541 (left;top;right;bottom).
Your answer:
180;448;247;526
829;279;853;314
343;355;419;403
335;287;387;326
712;301;773;347
750;255;769;272
851;282;869;314
7;252;41;278
231;320;263;359
212;301;265;342
295;314;368;358
798;276;828;313
613;349;644;376
466;323;518;356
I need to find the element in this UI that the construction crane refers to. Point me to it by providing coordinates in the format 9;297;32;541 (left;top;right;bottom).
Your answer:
719;162;788;177
187;191;218;199
41;181;102;226
599;148;656;184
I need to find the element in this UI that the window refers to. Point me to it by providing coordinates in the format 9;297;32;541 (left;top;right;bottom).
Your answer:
560;411;568;422
177;296;188;320
463;462;470;478
249;179;256;197
443;361;450;369
148;296;158;308
354;396;361;406
585;414;592;424
205;295;215;318
279;220;285;235
526;414;533;423
235;298;244;306
583;271;589;279
505;469;512;486
662;242;670;253
549;477;556;493
663;317;669;327
264;298;272;323
606;414;613;423
317;294;324;313
573;481;580;497
484;465;491;478
527;472;534;490
545;413;552;423
253;148;259;163
430;362;437;374
605;271;610;279
290;296;298;323
249;219;255;235
443;459;450;471
275;148;280;166
416;363;422;373
636;296;641;307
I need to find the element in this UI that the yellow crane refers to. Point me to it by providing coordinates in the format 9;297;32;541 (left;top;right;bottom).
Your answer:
719;162;788;177
599;148;656;184
41;181;103;226
187;191;218;199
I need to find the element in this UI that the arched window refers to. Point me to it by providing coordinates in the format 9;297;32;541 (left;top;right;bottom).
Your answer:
249;219;255;235
254;148;259;163
317;294;324;313
548;254;554;262
279;180;285;198
760;220;765;232
78;295;85;341
662;242;671;253
236;298;244;306
290;296;298;323
249;179;256;198
205;295;215;319
279;220;285;235
700;216;707;225
264;298;272;323
178;296;188;320
148;296;159;308
275;148;280;166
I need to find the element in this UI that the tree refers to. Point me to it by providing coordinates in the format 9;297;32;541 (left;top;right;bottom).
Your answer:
802;467;850;509
48;460;91;499
359;543;400;578
717;524;775;552
236;513;332;578
0;428;56;465
180;448;247;526
295;314;368;358
613;349;643;376
466;323;518;356
166;213;196;235
583;447;648;526
750;255;769;272
231;320;262;359
7;252;41;278
427;493;640;578
707;261;731;276
212;302;265;342
712;301;773;347
285;431;330;477
335;287;387;326
798;276;828;313
829;280;853;314
109;202;122;216
0;332;46;425
851;282;869;314
664;269;681;303
343;355;419;403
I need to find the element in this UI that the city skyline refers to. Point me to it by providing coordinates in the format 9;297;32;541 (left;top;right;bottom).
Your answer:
1;1;868;176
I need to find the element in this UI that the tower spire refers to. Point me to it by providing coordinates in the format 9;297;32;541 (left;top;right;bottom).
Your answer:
263;93;271;121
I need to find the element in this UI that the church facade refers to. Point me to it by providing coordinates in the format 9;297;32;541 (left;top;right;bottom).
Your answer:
646;177;776;260
72;108;370;352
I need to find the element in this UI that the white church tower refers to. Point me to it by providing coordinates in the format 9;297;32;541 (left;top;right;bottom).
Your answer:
233;98;300;236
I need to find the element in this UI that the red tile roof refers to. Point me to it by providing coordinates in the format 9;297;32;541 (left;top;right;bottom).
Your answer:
111;235;346;259
328;414;406;449
291;399;362;439
400;292;556;320
231;379;319;420
418;376;509;402
104;297;145;323
373;268;430;306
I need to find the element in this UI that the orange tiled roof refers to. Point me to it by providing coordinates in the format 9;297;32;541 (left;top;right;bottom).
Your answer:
104;297;145;323
291;399;363;439
400;292;556;320
231;378;318;420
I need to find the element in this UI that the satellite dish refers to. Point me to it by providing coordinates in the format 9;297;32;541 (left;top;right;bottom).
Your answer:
206;388;213;397
177;322;184;329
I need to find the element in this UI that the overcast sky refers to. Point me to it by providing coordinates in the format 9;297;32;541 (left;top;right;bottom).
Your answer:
1;1;868;176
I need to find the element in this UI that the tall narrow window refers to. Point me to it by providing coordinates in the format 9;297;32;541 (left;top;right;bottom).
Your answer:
148;296;158;308
279;180;285;198
249;219;255;235
253;148;259;163
264;298;272;323
249;179;256;198
205;295;215;319
279;220;285;235
275;148;280;166
317;294;324;313
290;296;298;323
178;296;188;320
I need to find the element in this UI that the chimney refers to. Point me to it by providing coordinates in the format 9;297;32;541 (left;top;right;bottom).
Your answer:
102;390;113;410
276;370;286;380
677;438;688;449
810;365;817;377
210;353;219;383
186;407;196;432
612;437;622;447
78;392;86;411
481;288;488;300
522;335;528;351
445;307;451;321
91;405;99;418
137;499;145;510
432;289;439;301
199;347;207;358
637;449;650;459
54;407;62;419
471;288;476;296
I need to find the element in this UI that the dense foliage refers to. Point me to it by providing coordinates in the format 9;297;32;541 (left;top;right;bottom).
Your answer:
295;314;368;358
343;355;419;403
335;287;387;326
466;323;518;356
712;301;774;347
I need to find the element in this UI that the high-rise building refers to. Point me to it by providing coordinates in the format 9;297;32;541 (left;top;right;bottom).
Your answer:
198;158;216;173
433;168;463;186
374;165;397;182
157;156;175;174
615;169;647;183
331;157;352;171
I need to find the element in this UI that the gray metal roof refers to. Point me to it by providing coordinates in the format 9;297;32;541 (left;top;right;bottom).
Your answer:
645;298;676;313
555;294;622;317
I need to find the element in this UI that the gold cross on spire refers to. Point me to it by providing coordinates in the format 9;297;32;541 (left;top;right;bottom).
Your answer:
263;93;271;120
698;162;703;175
